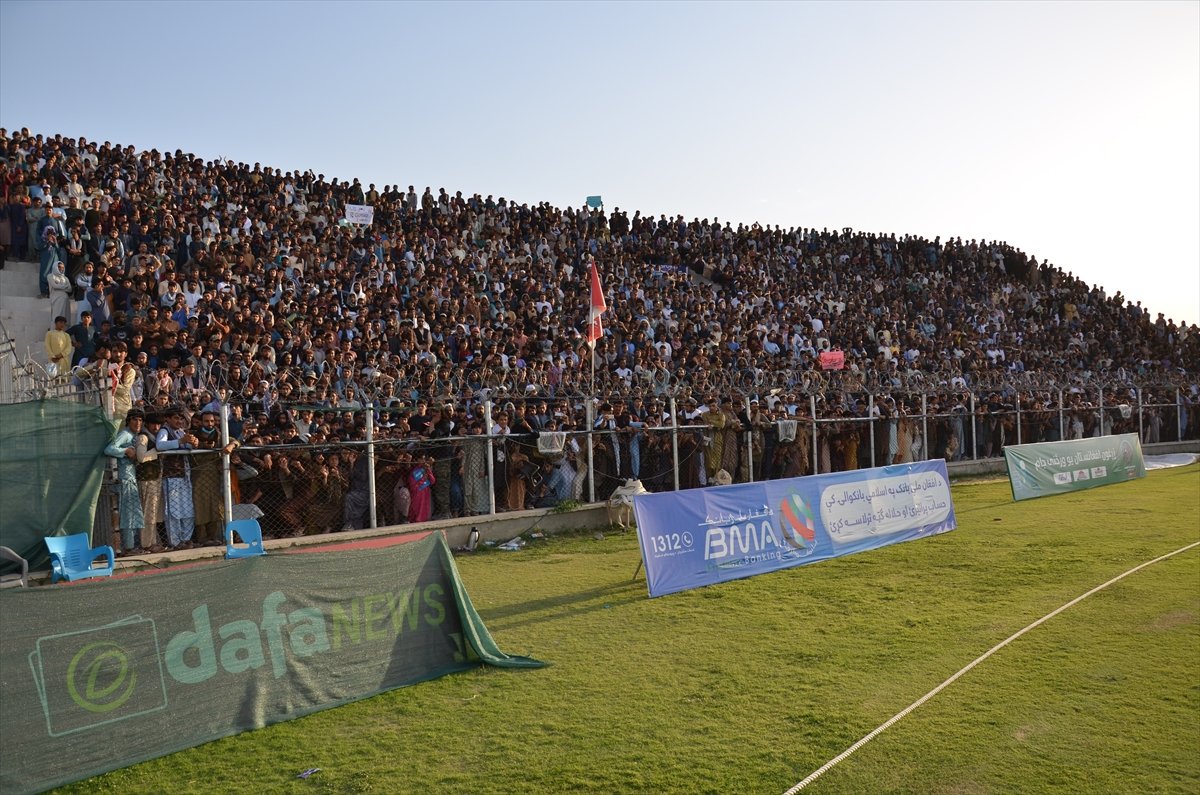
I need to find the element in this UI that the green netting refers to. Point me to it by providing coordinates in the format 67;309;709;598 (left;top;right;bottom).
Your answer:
0;533;543;794
0;398;111;573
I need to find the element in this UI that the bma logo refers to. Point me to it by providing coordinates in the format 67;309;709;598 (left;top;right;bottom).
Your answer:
703;521;780;561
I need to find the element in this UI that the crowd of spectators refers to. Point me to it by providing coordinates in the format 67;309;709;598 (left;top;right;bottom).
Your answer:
1;127;1197;552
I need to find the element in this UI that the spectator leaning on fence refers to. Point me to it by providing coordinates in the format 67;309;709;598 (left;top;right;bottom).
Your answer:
156;407;197;548
103;409;146;554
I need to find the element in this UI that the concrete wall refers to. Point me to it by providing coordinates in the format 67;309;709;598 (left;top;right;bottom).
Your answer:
1;260;60;365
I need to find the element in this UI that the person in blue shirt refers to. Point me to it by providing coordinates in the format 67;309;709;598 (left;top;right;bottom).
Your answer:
67;310;96;366
38;227;64;298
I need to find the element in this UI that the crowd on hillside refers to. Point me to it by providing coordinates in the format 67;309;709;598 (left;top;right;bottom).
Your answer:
1;127;1196;552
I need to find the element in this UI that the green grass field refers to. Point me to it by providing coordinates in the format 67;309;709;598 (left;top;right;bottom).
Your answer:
60;466;1200;795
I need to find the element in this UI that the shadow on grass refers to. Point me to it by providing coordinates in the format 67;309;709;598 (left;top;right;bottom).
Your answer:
953;499;1015;515
478;579;646;630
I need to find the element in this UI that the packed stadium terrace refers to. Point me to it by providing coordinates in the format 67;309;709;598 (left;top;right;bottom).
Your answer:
1;128;1197;543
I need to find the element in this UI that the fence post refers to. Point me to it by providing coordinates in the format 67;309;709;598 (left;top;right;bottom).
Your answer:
1058;388;1065;440
1015;392;1022;446
366;404;377;529
220;402;233;527
1097;386;1105;437
484;401;496;515
744;394;754;482
868;393;876;468
969;391;977;461
1177;388;1184;440
809;394;818;474
101;367;113;422
670;395;680;492
1137;387;1144;441
586;399;596;504
921;393;929;461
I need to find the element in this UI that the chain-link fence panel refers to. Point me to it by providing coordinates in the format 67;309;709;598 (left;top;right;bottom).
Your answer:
94;377;1199;547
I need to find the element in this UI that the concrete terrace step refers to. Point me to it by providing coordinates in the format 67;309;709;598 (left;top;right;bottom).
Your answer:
0;262;42;295
1;259;60;360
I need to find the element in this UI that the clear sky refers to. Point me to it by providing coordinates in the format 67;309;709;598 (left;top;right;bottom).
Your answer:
2;0;1197;326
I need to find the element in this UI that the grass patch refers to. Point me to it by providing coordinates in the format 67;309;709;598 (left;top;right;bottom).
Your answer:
57;466;1200;794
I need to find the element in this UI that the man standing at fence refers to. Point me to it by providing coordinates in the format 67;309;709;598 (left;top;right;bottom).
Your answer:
44;316;71;378
67;310;96;367
136;412;165;551
103;409;146;554
428;405;454;518
157;407;198;548
192;409;238;545
343;450;371;530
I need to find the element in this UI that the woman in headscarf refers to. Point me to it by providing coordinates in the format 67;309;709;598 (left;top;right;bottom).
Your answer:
48;261;72;328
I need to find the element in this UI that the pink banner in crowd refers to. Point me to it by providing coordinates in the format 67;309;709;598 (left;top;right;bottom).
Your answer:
818;350;845;370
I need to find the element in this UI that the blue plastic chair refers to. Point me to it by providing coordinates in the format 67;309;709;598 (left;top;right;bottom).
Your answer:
225;519;266;559
44;534;115;583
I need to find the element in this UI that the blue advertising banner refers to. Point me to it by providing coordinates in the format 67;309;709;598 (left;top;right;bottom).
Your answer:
633;462;957;598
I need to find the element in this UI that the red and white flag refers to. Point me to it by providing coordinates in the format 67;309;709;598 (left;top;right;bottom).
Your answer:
586;258;607;346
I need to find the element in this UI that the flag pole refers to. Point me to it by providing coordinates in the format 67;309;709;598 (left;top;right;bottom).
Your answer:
586;252;607;401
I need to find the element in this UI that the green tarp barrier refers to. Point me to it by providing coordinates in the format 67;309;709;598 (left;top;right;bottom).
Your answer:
0;399;111;573
0;534;543;794
1003;433;1147;501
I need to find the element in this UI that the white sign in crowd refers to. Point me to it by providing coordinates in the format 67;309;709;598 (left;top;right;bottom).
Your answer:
344;204;375;225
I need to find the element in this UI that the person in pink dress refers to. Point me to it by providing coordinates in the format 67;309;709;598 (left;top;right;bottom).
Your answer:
407;457;435;524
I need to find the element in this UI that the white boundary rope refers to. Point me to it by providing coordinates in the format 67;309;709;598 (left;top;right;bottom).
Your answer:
783;540;1200;794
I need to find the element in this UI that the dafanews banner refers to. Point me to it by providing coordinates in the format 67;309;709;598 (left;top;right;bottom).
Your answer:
1004;433;1147;501
0;534;543;795
633;461;956;598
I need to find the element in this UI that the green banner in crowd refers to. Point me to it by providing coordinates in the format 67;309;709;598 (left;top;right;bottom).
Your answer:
1004;433;1147;501
0;534;543;794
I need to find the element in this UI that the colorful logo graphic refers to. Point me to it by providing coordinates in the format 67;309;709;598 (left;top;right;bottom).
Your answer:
1120;439;1135;467
778;493;817;555
67;640;137;713
29;617;169;736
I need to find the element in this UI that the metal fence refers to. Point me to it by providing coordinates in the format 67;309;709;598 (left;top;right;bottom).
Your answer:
4;337;1196;556
103;381;1194;553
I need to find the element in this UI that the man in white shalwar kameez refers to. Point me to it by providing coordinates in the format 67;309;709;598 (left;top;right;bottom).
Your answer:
156;407;198;547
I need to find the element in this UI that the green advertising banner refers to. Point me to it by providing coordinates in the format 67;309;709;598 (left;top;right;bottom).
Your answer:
1003;433;1147;501
0;399;111;573
0;534;543;794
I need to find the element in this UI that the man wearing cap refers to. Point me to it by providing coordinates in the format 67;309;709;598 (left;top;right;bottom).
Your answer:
157;407;199;548
104;409;147;554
